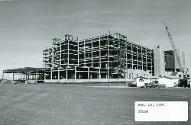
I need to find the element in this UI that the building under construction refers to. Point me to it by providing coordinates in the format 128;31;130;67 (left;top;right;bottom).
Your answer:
3;32;189;84
43;33;154;81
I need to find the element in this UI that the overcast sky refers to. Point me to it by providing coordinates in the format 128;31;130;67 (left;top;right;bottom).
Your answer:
0;0;191;79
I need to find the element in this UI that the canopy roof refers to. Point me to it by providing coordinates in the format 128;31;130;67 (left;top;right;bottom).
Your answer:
3;67;50;74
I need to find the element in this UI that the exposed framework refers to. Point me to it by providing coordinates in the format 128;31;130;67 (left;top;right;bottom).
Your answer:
43;33;154;80
2;67;49;82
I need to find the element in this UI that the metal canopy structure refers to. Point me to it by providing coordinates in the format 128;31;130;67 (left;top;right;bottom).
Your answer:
2;67;50;82
3;67;50;74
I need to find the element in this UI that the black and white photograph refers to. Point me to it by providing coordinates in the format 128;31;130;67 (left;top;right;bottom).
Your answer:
0;0;191;125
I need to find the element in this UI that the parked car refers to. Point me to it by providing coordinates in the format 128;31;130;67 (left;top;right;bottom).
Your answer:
145;81;166;88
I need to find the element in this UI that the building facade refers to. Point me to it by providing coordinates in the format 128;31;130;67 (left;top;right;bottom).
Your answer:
154;46;186;78
164;50;175;72
153;45;165;76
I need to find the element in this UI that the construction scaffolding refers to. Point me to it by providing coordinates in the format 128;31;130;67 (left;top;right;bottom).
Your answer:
43;33;154;80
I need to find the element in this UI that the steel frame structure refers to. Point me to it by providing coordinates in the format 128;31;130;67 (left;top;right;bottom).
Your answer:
43;33;154;80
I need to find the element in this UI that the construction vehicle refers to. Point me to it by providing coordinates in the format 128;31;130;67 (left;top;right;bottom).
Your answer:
145;81;166;88
162;22;190;88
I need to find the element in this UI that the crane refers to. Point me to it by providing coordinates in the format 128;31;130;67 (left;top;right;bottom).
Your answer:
162;22;183;73
162;22;190;87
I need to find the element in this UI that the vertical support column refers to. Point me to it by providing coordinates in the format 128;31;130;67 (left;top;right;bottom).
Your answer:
131;43;133;69
13;73;15;81
146;49;148;71
150;51;153;75
58;68;60;80
99;68;101;79
91;39;93;67
99;37;101;79
125;38;128;69
141;47;143;70
2;70;4;80
75;66;77;79
51;45;54;80
125;37;128;81
36;72;38;81
137;45;138;69
107;35;110;79
88;68;90;79
60;41;62;67
50;68;53;80
66;69;68;79
84;40;86;66
68;37;69;67
125;37;128;84
78;38;79;66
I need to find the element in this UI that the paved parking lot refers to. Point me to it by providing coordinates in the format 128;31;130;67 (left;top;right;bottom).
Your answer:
0;83;190;125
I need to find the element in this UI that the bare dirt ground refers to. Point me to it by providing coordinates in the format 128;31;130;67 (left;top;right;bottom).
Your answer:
0;83;190;125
